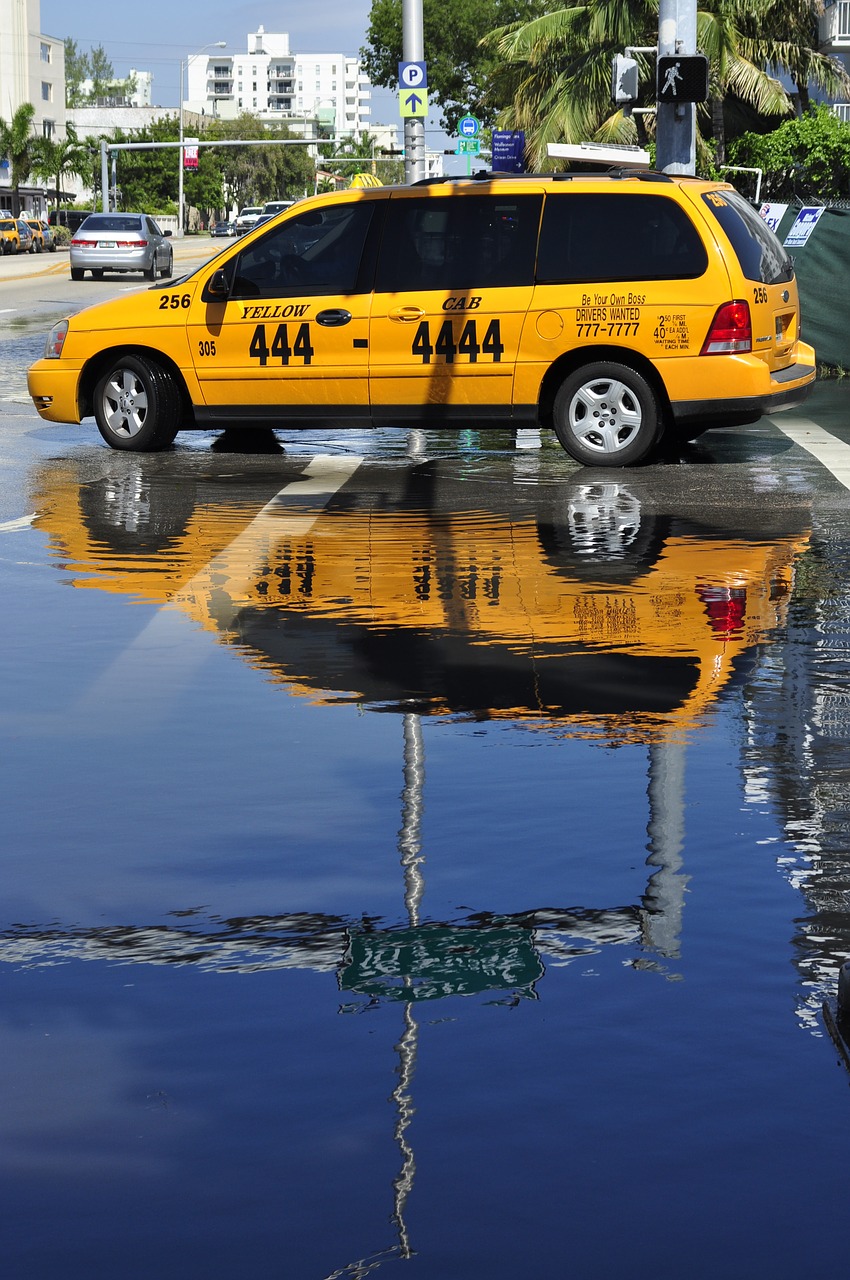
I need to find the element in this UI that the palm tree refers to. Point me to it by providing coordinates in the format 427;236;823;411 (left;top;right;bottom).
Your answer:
33;124;92;209
484;0;850;168
0;103;40;211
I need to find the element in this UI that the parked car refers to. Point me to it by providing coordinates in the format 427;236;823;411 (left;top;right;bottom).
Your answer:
69;213;173;281
235;206;263;235
211;220;235;237
25;219;48;251
0;218;21;253
36;220;56;252
30;172;816;463
16;220;35;253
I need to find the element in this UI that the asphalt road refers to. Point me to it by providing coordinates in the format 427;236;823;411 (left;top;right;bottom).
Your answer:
4;247;850;1277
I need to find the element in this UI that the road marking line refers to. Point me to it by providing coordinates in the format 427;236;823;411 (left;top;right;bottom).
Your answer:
770;417;850;491
0;514;35;532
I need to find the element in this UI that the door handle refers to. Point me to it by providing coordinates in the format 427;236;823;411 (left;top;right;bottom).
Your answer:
388;306;425;322
316;309;352;326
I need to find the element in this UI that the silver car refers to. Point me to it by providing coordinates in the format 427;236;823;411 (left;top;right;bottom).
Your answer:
69;213;173;281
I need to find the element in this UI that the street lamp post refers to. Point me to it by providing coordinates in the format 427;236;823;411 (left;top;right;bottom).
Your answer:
178;41;225;238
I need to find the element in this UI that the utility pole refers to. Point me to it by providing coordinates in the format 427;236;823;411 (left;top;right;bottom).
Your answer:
655;0;697;174
402;0;426;185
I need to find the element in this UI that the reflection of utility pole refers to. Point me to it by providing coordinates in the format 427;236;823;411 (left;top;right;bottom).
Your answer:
400;713;426;926
391;1003;418;1259
392;711;425;1257
642;741;690;958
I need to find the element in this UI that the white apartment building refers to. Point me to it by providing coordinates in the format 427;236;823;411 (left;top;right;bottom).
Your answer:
185;27;371;138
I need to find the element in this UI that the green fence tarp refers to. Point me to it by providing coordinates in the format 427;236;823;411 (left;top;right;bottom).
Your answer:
774;204;850;370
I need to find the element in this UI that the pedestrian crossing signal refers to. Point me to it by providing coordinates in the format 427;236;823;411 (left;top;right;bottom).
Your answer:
612;54;639;105
656;55;709;104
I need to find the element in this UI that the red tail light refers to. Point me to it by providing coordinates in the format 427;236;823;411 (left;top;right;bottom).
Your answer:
700;301;752;355
116;240;147;247
697;585;747;638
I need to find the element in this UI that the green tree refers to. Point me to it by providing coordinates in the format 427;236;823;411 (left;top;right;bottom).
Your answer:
728;103;850;201
64;39;91;107
209;115;315;210
107;116;223;214
88;45;115;101
483;0;850;169
0;103;40;207
318;131;405;185
362;0;544;131
32;123;93;207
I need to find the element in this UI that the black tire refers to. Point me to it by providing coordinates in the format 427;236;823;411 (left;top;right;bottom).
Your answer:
93;354;182;452
162;250;173;279
91;269;104;280
144;258;157;281
552;362;663;467
49;242;57;252
70;267;84;280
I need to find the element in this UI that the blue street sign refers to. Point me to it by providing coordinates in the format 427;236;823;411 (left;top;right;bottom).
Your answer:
491;130;526;173
398;61;428;90
458;115;480;138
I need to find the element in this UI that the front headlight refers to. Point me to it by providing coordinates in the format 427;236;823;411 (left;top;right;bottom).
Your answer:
45;319;69;359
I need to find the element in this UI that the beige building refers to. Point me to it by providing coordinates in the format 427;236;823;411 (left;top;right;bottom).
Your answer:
0;0;65;210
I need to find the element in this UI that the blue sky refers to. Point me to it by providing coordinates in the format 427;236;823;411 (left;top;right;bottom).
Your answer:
38;0;454;155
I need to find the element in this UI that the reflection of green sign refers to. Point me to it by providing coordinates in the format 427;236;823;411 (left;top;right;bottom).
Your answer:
340;924;543;1001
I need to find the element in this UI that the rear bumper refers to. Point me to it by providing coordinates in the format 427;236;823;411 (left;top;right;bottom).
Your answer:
669;353;816;429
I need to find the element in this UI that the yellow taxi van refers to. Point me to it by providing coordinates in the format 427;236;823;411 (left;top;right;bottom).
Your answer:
28;171;816;466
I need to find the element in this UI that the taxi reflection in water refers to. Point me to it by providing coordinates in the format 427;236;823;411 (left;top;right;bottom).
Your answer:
30;452;809;746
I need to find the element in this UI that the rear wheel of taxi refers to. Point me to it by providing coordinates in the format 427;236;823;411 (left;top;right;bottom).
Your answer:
94;354;181;452
553;363;662;467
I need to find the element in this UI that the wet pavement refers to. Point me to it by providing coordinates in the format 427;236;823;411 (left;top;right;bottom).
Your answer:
2;372;850;1277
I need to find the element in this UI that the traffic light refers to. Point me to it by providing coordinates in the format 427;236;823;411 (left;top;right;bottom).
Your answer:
656;55;709;104
612;54;639;105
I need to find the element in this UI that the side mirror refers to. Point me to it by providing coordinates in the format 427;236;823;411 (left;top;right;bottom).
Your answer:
163;229;173;238
204;269;230;301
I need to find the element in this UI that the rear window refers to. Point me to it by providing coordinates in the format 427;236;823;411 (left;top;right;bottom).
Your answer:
701;189;793;284
78;215;143;233
537;193;708;283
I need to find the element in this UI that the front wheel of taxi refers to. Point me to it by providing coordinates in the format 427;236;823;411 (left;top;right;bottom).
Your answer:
93;354;181;452
552;363;662;467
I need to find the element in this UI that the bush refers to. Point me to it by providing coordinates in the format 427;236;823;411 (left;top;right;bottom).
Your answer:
728;104;850;203
50;225;71;247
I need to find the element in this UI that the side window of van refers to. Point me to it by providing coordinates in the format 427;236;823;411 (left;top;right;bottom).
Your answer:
701;188;793;284
537;193;708;283
375;195;542;292
230;201;376;298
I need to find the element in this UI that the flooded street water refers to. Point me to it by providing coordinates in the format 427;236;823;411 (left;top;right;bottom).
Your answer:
3;395;850;1277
